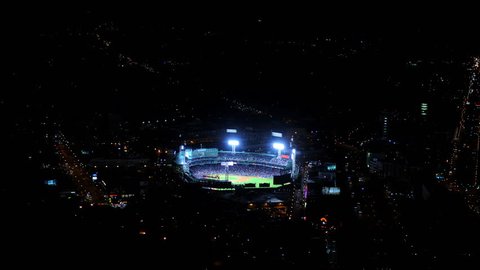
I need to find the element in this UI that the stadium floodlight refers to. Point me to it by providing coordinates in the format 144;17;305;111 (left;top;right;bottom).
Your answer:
272;142;285;156
228;139;240;154
272;143;285;150
228;140;240;146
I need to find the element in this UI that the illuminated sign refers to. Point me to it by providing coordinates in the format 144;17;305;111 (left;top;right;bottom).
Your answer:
327;164;336;171
272;132;282;138
226;129;237;133
322;187;340;195
221;161;235;166
45;179;57;186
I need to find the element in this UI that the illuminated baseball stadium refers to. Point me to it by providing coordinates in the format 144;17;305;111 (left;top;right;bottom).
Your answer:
176;130;297;190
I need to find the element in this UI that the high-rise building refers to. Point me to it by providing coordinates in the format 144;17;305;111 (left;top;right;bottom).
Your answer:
420;102;428;119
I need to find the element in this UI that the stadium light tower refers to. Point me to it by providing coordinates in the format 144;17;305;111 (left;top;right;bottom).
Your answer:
291;148;296;179
273;142;285;157
228;139;240;154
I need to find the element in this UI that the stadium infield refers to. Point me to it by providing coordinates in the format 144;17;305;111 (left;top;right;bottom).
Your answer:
202;174;282;188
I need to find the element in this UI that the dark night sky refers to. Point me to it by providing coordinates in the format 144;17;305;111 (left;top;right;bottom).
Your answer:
3;7;480;123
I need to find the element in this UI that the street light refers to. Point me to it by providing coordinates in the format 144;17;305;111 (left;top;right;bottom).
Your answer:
228;139;239;154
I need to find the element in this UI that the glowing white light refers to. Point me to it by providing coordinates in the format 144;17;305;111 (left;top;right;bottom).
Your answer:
228;140;239;146
272;132;283;138
272;143;285;150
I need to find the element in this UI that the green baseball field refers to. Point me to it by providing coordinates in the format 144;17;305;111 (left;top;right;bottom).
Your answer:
203;174;282;188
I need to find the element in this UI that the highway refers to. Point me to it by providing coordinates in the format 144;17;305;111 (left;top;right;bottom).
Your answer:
446;57;480;213
54;132;105;204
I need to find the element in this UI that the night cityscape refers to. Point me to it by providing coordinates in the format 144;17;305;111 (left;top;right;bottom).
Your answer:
2;8;480;268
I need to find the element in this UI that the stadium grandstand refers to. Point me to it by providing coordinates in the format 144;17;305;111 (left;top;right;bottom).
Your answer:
176;129;298;190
